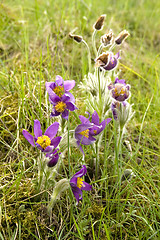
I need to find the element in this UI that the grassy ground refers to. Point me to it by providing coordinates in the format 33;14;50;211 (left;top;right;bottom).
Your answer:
0;0;160;239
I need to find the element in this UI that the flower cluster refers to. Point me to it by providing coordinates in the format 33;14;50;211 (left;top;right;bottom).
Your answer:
46;75;77;120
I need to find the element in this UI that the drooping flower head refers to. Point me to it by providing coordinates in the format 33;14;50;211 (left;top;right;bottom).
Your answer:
46;75;75;102
70;165;92;204
46;148;61;167
95;52;120;71
108;78;131;102
22;120;61;154
50;94;78;120
75;111;111;154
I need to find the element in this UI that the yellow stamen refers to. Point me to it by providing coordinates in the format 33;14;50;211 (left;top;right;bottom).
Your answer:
79;129;89;138
114;86;125;96
53;86;64;97
36;135;51;149
93;130;97;134
55;101;66;113
77;177;83;189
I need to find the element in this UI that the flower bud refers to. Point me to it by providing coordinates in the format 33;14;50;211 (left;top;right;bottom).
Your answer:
93;14;106;31
101;29;113;46
115;30;130;45
69;33;83;43
47;178;70;215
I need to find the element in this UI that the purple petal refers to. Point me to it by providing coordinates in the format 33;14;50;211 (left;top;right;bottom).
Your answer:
47;151;60;167
22;130;35;147
44;122;59;139
107;118;112;124
115;51;120;59
70;185;82;204
66;102;78;111
65;92;75;102
91;111;99;125
51;136;62;148
79;115;90;124
70;165;87;180
55;75;63;85
62;109;69;119
45;82;56;91
64;80;75;91
75;134;95;145
81;181;92;191
34;120;42;138
115;78;126;85
61;94;70;102
43;145;54;153
50;110;60;118
76;140;85;155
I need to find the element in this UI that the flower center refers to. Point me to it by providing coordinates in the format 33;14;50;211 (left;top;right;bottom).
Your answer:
53;86;64;97
36;135;51;149
77;177;83;189
55;101;66;113
79;129;89;138
114;86;125;96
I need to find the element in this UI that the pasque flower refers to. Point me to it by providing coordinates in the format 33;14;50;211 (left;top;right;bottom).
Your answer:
70;165;92;204
108;78;131;102
22;120;61;154
50;94;78;120
46;75;75;102
75;111;111;153
46;148;61;167
95;52;120;71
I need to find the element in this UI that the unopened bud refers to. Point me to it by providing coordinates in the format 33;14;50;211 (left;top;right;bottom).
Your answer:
115;30;130;45
101;30;113;46
69;33;83;43
47;178;70;215
95;52;110;67
93;14;106;31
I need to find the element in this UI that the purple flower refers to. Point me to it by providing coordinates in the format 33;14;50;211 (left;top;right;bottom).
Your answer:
103;52;120;71
111;101;126;120
22;120;61;154
70;165;92;204
50;94;78;120
75;111;111;153
46;148;61;167
95;52;120;71
108;78;131;102
46;75;75;102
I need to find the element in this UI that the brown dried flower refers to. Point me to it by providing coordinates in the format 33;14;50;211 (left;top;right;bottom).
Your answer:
69;33;83;43
93;14;106;31
115;30;130;45
95;52;110;67
101;29;113;46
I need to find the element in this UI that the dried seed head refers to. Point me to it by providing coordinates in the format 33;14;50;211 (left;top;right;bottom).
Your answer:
95;52;110;67
69;33;83;43
101;29;113;46
115;30;130;45
93;14;106;31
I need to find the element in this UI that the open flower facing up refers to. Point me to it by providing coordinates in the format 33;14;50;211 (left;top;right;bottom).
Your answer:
75;111;111;153
108;78;131;102
50;94;78;120
70;165;92;204
95;52;120;71
22;120;61;154
46;75;75;101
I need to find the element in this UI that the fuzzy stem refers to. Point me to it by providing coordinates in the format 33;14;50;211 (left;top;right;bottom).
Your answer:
67;114;71;176
82;40;91;72
95;140;99;180
97;43;104;56
92;29;98;57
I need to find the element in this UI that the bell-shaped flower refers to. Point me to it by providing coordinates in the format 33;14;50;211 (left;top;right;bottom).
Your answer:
70;165;92;204
22;120;61;154
46;148;61;167
46;75;75;102
108;78;131;102
95;52;120;71
50;94;78;120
